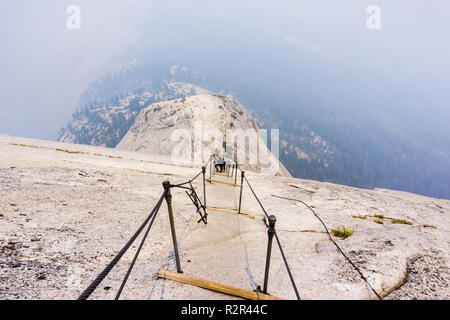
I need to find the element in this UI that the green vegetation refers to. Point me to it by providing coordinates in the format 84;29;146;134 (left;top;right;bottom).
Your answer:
230;122;234;128
128;97;141;112
374;219;384;224
55;148;85;154
217;105;223;109
213;94;227;102
352;215;366;219
422;224;437;229
11;143;42;149
374;214;385;219
331;226;353;239
391;219;413;225
58;89;190;148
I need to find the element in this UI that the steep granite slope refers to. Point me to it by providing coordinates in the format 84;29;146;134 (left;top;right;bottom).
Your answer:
117;94;290;176
0;134;448;300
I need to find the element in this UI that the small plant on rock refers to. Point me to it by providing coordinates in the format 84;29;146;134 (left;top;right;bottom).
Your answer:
331;226;353;239
391;219;413;225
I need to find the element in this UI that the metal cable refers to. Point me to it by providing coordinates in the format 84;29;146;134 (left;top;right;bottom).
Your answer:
114;193;165;300
189;170;202;182
78;157;212;300
271;194;383;300
170;180;192;188
243;175;301;300
170;184;192;190
170;157;210;188
77;189;167;300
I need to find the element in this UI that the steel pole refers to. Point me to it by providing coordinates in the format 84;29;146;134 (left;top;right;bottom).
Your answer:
238;170;245;214
162;180;182;273
209;157;212;182
263;215;277;294
202;166;207;211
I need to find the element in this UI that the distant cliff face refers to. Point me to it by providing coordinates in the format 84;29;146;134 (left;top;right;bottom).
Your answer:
57;63;450;199
57;81;210;147
117;94;291;176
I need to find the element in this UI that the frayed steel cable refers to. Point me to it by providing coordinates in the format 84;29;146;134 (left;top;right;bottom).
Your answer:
271;194;383;300
77;189;167;300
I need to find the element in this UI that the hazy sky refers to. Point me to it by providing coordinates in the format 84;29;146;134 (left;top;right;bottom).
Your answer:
1;1;449;140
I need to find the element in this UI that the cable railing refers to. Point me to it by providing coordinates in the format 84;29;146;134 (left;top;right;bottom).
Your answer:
77;157;211;300
234;164;301;300
234;163;382;300
77;153;381;300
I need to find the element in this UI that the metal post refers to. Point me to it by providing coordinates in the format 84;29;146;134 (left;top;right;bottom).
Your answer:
202;165;207;212
263;215;276;294
238;170;245;214
162;180;182;273
234;150;238;185
209;157;212;182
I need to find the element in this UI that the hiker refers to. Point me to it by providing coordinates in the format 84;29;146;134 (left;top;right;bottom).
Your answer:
217;155;224;172
222;156;227;173
213;149;220;172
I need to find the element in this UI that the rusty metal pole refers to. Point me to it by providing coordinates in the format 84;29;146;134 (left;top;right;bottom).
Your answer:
263;215;277;294
238;170;245;214
162;180;182;273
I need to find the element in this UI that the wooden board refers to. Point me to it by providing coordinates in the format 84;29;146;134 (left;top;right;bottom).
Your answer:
208;205;259;216
214;172;230;176
207;207;256;219
206;178;241;187
157;269;283;300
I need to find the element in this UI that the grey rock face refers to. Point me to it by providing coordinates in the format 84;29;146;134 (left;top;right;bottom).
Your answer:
117;94;291;176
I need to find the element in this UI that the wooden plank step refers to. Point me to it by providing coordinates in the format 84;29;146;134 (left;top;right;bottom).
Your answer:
206;178;240;187
157;269;283;300
208;205;259;216
214;172;230;176
207;207;256;219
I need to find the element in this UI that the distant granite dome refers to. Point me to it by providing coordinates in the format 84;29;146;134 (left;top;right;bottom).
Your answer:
117;94;291;177
57;81;210;148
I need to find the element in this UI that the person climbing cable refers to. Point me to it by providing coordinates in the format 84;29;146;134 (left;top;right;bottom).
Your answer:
217;154;224;172
222;155;227;173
